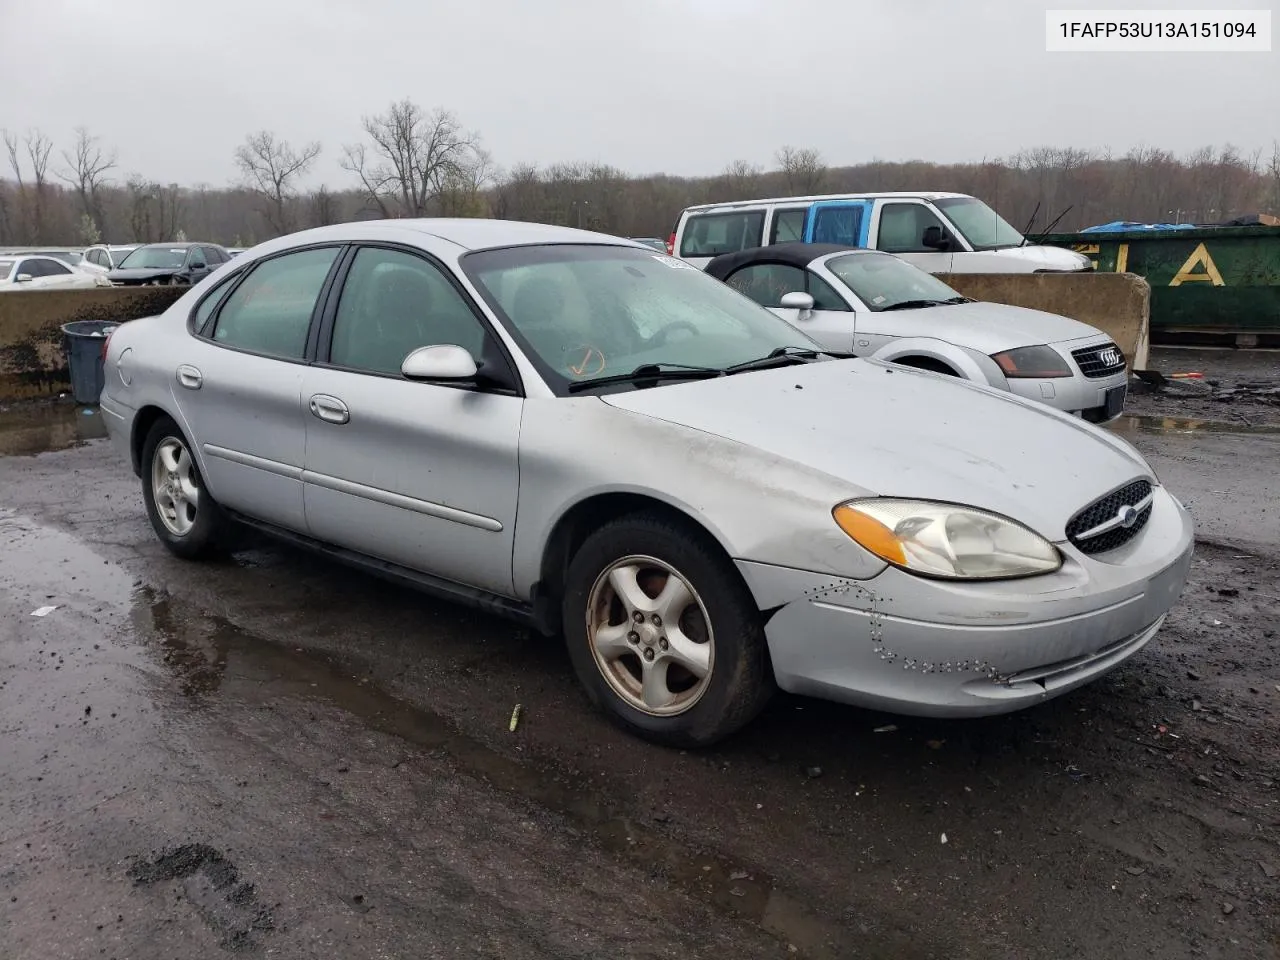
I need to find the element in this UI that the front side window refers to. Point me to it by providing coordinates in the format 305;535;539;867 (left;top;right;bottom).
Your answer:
329;247;487;376
875;203;948;253
678;211;765;258
209;247;339;359
825;252;963;312
724;263;808;308
462;244;816;395
806;272;849;311
934;197;1024;250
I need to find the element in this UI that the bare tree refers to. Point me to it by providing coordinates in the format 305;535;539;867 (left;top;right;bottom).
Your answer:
1270;142;1280;214
4;127;54;242
776;146;826;195
234;131;321;236
308;185;339;227
439;147;497;217
340;100;480;217
58;127;116;237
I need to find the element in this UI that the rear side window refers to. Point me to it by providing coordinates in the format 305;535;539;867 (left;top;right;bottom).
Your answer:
210;247;340;359
193;274;239;335
0;261;13;280
810;206;866;246
679;211;764;258
769;208;807;245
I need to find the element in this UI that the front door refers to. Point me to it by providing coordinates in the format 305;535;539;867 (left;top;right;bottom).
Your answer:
722;262;856;353
870;200;956;273
300;244;523;597
175;245;344;532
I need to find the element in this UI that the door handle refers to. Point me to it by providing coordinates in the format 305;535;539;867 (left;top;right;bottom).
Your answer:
309;394;350;425
176;364;203;390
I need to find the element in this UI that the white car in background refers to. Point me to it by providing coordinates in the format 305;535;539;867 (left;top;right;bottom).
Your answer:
0;254;111;291
82;244;141;270
707;243;1130;423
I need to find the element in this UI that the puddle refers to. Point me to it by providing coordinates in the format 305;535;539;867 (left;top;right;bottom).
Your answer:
0;400;108;456
133;586;903;960
1108;414;1280;436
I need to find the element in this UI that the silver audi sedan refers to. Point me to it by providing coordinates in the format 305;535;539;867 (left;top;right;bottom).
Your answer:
99;219;1194;747
706;243;1131;423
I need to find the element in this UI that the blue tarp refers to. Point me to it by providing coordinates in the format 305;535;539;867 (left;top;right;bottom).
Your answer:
1079;221;1198;233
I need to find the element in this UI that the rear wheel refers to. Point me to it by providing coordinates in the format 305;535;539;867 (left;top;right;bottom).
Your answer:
140;416;231;559
562;511;773;747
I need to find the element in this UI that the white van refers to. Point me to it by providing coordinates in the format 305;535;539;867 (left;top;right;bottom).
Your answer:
669;192;1092;274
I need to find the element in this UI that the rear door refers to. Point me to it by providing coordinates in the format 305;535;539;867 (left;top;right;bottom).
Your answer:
802;200;873;247
176;244;344;532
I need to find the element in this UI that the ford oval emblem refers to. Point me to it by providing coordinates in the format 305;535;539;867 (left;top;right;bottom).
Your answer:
1117;504;1139;528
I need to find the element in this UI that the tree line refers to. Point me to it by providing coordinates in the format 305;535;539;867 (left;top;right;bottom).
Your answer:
3;99;1279;249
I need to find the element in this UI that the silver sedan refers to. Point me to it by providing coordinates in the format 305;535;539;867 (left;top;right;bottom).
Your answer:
99;220;1193;747
705;243;1131;423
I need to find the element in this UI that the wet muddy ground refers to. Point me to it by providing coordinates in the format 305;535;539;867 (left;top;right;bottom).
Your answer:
1;361;1277;959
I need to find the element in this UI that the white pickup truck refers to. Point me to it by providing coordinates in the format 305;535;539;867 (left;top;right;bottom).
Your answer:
670;192;1091;274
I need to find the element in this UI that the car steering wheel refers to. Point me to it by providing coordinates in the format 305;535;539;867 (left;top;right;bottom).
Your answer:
646;320;699;347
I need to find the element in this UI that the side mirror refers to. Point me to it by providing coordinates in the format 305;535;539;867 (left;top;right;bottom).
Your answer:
401;344;479;381
14;273;33;283
779;290;815;319
922;226;951;251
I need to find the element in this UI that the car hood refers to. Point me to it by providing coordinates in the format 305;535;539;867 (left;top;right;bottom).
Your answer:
600;358;1151;541
988;245;1091;270
864;300;1107;353
109;267;180;281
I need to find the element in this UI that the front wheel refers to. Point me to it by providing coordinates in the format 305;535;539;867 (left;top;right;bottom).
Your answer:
140;416;231;559
561;512;774;747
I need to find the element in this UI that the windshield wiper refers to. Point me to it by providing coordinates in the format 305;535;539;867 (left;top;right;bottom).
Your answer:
724;345;834;374
566;362;724;393
879;299;948;311
942;295;974;304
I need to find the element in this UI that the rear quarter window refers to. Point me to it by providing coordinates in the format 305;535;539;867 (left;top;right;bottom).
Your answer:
679;211;764;258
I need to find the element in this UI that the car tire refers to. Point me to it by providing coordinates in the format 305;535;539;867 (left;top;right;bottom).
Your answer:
140;415;231;560
562;511;774;748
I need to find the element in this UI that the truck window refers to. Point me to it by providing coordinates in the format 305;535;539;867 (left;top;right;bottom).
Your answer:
875;203;948;253
679;211;765;258
769;208;808;244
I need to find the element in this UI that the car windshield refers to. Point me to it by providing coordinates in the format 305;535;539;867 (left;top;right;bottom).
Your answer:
933;197;1024;250
825;252;964;311
117;247;188;269
462;244;821;394
0;261;13;280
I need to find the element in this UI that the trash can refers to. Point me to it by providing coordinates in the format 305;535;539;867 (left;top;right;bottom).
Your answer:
61;320;120;405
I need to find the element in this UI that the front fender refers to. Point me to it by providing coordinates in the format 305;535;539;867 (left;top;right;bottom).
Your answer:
871;338;1009;389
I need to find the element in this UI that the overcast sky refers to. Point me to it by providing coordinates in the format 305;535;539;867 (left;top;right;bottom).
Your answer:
1;0;1275;188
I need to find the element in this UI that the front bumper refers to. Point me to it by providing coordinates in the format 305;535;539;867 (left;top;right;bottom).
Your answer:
1005;367;1129;423
737;485;1194;718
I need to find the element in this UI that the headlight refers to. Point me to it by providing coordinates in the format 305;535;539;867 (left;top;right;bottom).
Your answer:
833;499;1062;580
991;345;1072;378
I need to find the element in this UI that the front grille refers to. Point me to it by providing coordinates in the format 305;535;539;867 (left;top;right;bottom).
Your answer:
1071;342;1127;378
1066;479;1153;554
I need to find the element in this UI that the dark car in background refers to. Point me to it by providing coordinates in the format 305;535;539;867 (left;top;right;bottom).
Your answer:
109;243;232;286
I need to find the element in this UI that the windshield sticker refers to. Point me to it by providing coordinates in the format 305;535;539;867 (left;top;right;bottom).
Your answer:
651;254;693;269
872;295;887;304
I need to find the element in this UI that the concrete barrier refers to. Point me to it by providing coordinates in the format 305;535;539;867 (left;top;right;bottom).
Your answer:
0;288;185;400
936;272;1151;370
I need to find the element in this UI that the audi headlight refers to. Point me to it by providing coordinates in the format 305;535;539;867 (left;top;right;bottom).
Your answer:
991;345;1072;379
833;499;1062;580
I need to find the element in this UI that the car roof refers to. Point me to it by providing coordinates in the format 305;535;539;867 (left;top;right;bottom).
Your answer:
703;242;869;280
683;192;970;214
246;218;638;255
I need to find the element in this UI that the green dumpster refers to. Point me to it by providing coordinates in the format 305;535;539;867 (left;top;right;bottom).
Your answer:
1040;225;1280;345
